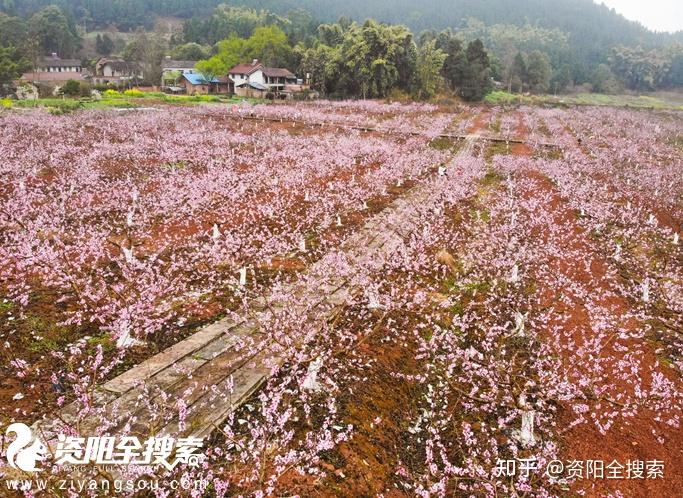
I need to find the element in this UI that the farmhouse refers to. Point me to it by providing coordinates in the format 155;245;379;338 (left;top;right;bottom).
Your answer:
181;73;231;95
228;59;299;97
92;57;142;86
20;53;85;85
161;57;199;90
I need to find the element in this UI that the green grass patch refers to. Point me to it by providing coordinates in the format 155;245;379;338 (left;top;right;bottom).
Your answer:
450;301;465;316
48;100;84;115
480;169;504;186
484;90;683;110
469;207;491;223
7;93;263;114
164;160;188;171
534;145;564;160
22;315;71;353
666;135;683;151
461;280;491;295
429;137;456;151
443;275;492;297
86;334;116;356
484;142;510;161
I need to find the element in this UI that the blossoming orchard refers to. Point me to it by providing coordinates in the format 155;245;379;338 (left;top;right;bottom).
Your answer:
0;100;681;497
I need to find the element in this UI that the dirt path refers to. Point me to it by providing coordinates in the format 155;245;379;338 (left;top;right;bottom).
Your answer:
512;112;533;156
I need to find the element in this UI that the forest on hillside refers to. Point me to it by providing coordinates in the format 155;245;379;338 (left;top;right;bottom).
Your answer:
3;0;681;46
1;0;682;98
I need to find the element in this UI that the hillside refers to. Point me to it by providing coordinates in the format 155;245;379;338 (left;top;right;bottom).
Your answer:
246;0;681;45
3;0;682;48
237;0;683;68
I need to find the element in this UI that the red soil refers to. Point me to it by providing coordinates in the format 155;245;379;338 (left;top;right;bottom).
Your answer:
520;170;683;497
275;312;422;498
468;110;491;134
512;113;533;156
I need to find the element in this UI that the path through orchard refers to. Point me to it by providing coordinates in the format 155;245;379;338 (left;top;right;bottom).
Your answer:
38;135;480;441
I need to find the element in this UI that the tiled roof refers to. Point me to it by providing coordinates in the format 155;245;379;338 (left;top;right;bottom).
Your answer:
107;60;136;72
21;71;86;83
228;62;263;75
162;59;198;70
182;73;219;85
262;67;296;79
236;81;267;91
38;55;81;68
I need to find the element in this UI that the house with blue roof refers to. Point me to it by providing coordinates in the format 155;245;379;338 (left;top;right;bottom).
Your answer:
180;73;232;95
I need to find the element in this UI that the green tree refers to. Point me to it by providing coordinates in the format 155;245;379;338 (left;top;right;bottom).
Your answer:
123;30;167;86
285;8;316;44
196;25;292;76
438;35;467;90
525;50;552;93
196;36;247;77
60;78;81;96
590;63;620;93
28;5;80;57
459;19;570;87
609;45;669;91
295;43;340;95
318;23;344;46
96;33;114;56
664;49;683;87
550;63;573;93
244;25;292;67
413;40;446;100
338;20;416;98
183;6;288;45
171;42;209;61
162;69;182;87
459;39;492;101
0;45;23;91
0;13;26;48
508;52;526;92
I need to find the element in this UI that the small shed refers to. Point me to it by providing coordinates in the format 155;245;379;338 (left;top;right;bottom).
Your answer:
235;81;267;98
181;73;219;95
215;76;234;94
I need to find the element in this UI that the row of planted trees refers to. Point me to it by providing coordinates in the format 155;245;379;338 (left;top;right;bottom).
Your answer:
194;19;494;101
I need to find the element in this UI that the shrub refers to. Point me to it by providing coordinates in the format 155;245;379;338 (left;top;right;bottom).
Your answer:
61;79;81;97
124;88;145;98
78;82;92;97
0;98;11;108
387;88;410;102
48;100;83;115
103;89;123;99
35;83;54;98
196;94;220;102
